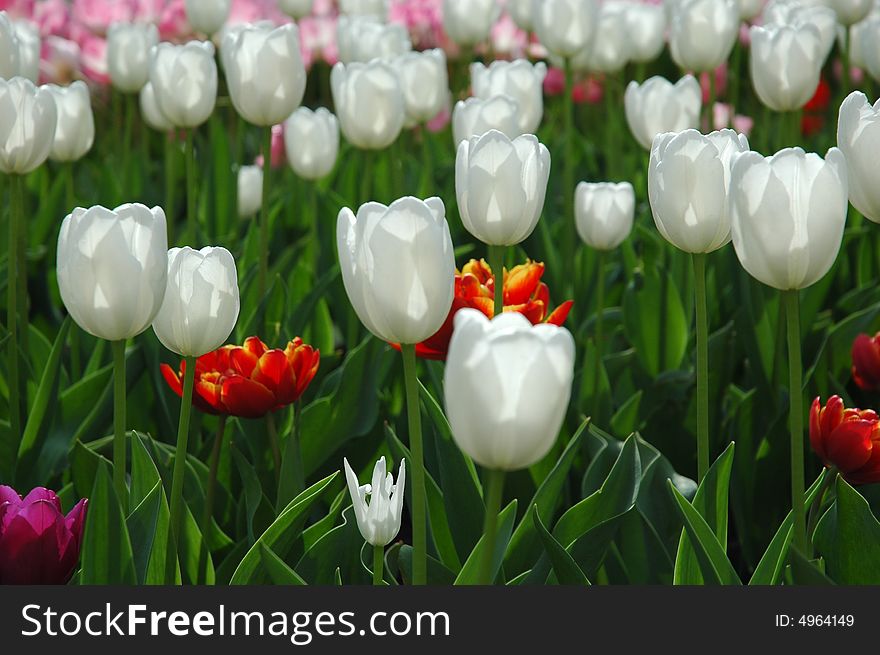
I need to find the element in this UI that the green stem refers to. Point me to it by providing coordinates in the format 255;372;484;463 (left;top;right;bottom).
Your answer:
604;78;616;178
198;415;226;584
185;129;197;241
563;59;576;280
400;343;426;586
165;134;176;245
842;29;851;97
420;131;433;198
373;544;384;586
309;183;319;281
276;402;305;510
258;126;272;301
267;413;281;485
477;469;505;585
806;467;837;551
6;174;22;457
112;340;127;502
123;93;134;197
784;290;806;553
64;162;75;211
360;150;373;207
488;244;505;317
707;69;716;130
693;253;709;482
592;251;607;423
168;355;197;583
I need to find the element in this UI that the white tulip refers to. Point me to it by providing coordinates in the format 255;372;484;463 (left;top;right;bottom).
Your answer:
669;0;738;73
624;75;701;150
856;14;880;82
149;41;217;129
444;309;576;471
750;24;823;112
343;457;405;547
152;246;241;357
0;77;57;174
625;1;667;64
337;16;411;63
0;13;20;79
337;196;455;345
57;204;168;342
508;0;534;30
442;0;501;46
12;20;38;83
575;181;635;251
648;129;750;254
331;60;405;149
571;2;630;74
736;0;764;20
456;130;551;247
47;81;94;162
277;0;314;19
825;0;873;26
763;1;837;62
730;147;849;290
471;60;546;134
837;91;880;223
452;95;521;146
237;165;263;218
107;22;160;93
532;0;599;58
185;0;231;35
284;107;340;180
393;49;449;125
139;82;174;132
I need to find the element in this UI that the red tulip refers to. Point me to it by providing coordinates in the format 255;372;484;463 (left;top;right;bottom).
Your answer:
399;259;573;360
852;332;880;392
810;396;880;485
162;336;320;418
0;486;88;585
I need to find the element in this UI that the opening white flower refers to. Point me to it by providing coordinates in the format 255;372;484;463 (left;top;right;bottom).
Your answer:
343;457;406;547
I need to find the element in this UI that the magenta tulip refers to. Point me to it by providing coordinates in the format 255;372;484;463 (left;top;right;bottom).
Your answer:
0;486;88;585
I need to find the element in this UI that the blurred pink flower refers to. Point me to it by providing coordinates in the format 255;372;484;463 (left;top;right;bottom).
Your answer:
713;102;754;137
72;0;137;35
300;14;338;66
427;104;450;132
312;0;334;15
389;0;445;49
700;64;728;103
39;35;81;84
732;113;753;136
78;31;109;84
134;0;164;22
491;13;527;59
229;0;288;25
0;0;34;19
543;67;565;95
158;0;191;41
34;0;69;37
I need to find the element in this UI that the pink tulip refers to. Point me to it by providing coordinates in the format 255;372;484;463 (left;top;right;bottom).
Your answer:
34;0;70;37
0;0;34;19
39;35;82;84
158;0;191;41
0;486;88;585
72;0;137;35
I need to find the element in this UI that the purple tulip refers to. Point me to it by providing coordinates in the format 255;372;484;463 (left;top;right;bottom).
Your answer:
0;486;88;585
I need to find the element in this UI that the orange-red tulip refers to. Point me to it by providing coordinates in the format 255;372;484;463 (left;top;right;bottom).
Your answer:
810;395;880;485
161;336;320;418
851;332;880;392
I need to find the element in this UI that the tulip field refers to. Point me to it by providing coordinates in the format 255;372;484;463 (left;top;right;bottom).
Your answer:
3;0;880;591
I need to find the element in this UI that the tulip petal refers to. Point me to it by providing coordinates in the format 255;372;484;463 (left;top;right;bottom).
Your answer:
219;376;277;418
825;421;875;473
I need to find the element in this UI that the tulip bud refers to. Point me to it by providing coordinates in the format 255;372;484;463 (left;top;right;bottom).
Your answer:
343;457;405;547
456;130;551;247
330;60;405;149
223;23;306;127
185;0;231;35
624;75;701;150
730;147;848;291
0;12;20;79
749;24;823;112
471;60;546;134
669;0;738;73
0;486;87;584
532;0;599;59
278;0;314;19
46;81;95;162
57;204;168;341
575;181;635;251
337;16;411;64
837;91;880;223
107;22;159;93
508;0;533;31
339;0;389;20
152;246;241;358
393;49;448;126
149;41;217;129
851;333;880;392
571;2;630;74
284;107;340;180
444;309;575;471
0;77;57;174
237;165;263;218
452;95;521;146
648;129;749;254
139;81;174;132
442;0;501;47
810;396;880;485
337;196;455;345
624;2;666;64
763;1;837;61
12;20;38;83
825;0;873;26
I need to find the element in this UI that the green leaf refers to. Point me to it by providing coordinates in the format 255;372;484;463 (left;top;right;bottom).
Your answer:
673;442;735;584
295;506;370;585
259;544;307;585
533;506;590;585
454;499;518;585
230;472;337;584
787;548;835;585
814;476;880;584
667;481;741;585
80;462;137;584
623;269;688;376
